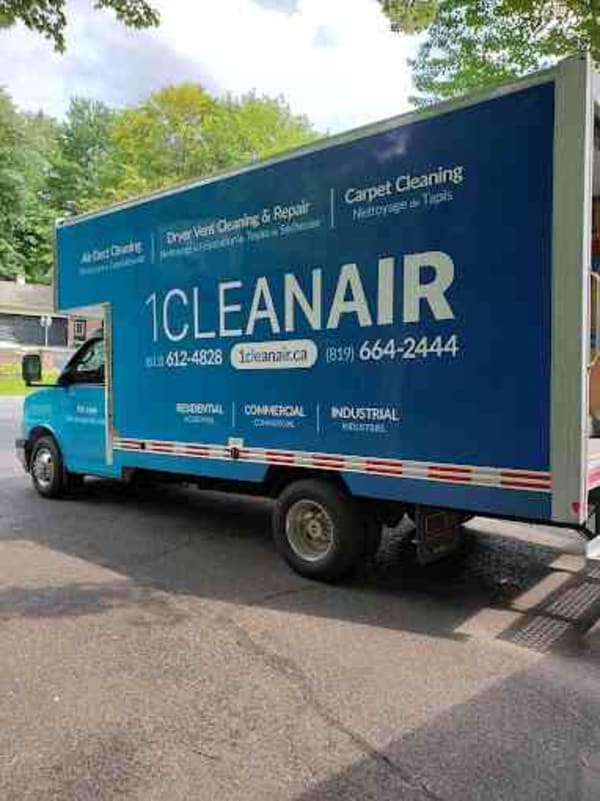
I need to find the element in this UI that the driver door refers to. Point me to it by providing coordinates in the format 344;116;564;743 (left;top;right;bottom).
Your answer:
61;338;107;473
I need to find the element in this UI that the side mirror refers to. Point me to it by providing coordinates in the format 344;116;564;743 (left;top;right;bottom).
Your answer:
21;353;42;386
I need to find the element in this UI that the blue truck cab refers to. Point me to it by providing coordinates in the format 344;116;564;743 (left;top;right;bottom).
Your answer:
17;332;111;489
16;56;600;580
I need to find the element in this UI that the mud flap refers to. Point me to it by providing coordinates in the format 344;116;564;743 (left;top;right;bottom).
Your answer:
586;496;600;562
415;506;464;566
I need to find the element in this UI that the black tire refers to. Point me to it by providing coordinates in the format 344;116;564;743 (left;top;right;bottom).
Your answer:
363;514;383;558
272;479;366;581
365;521;383;559
30;435;68;499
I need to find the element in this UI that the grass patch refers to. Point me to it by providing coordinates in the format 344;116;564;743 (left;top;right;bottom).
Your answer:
0;377;32;396
0;362;29;395
0;363;59;395
0;363;20;377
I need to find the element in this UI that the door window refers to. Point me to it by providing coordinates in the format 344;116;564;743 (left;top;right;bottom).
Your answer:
68;339;105;385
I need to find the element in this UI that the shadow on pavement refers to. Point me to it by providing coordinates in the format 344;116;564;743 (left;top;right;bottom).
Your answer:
4;476;600;799
0;475;589;650
294;654;600;801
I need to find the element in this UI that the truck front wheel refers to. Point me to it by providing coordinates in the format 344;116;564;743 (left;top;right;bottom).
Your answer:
30;435;69;499
273;479;366;581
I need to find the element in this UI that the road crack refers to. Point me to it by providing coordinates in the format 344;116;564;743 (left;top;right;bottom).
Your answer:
216;611;445;801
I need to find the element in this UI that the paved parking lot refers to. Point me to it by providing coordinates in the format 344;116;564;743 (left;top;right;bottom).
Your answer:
3;396;600;799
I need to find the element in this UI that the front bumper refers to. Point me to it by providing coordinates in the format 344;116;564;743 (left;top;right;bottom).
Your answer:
15;438;28;472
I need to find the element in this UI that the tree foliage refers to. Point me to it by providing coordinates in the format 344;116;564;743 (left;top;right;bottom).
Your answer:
0;89;27;278
14;112;60;282
0;0;159;51
379;0;600;104
379;0;438;33
0;84;318;282
107;84;220;199
88;86;317;208
47;98;115;215
210;93;318;169
0;94;58;280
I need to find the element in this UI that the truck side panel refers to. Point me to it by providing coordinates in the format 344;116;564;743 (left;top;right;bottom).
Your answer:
57;79;557;520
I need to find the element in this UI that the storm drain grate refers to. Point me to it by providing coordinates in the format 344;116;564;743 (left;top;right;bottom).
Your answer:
544;581;600;621
585;564;600;581
502;615;574;653
498;571;600;653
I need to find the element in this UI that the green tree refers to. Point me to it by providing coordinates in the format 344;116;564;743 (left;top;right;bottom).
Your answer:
47;98;115;215
103;84;318;205
107;84;220;200
0;0;159;51
0;95;109;283
209;92;318;171
13;112;60;282
379;0;438;33
379;0;600;104
0;83;319;282
0;89;27;279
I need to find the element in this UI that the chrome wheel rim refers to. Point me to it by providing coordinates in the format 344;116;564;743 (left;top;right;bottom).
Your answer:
33;447;54;490
286;499;334;562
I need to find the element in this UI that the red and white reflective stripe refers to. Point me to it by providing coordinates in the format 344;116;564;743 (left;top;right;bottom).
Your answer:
112;437;551;493
116;437;144;451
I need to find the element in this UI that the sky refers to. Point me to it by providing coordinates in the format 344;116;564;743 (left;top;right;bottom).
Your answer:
0;0;419;134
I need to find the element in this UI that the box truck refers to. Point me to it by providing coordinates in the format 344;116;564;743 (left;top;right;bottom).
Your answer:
16;55;600;580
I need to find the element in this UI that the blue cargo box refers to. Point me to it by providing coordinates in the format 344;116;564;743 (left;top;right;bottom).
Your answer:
51;55;597;533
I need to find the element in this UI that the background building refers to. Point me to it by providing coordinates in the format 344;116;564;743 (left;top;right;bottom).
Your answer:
0;276;100;350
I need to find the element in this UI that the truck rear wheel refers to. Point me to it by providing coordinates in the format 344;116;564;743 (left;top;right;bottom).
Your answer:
273;479;366;581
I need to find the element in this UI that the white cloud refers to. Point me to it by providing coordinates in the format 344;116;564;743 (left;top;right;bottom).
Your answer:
0;0;418;133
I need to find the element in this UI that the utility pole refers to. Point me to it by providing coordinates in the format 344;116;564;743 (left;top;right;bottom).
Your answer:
40;315;52;347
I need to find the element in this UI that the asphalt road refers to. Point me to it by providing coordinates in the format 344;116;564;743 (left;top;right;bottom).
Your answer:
2;396;600;799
